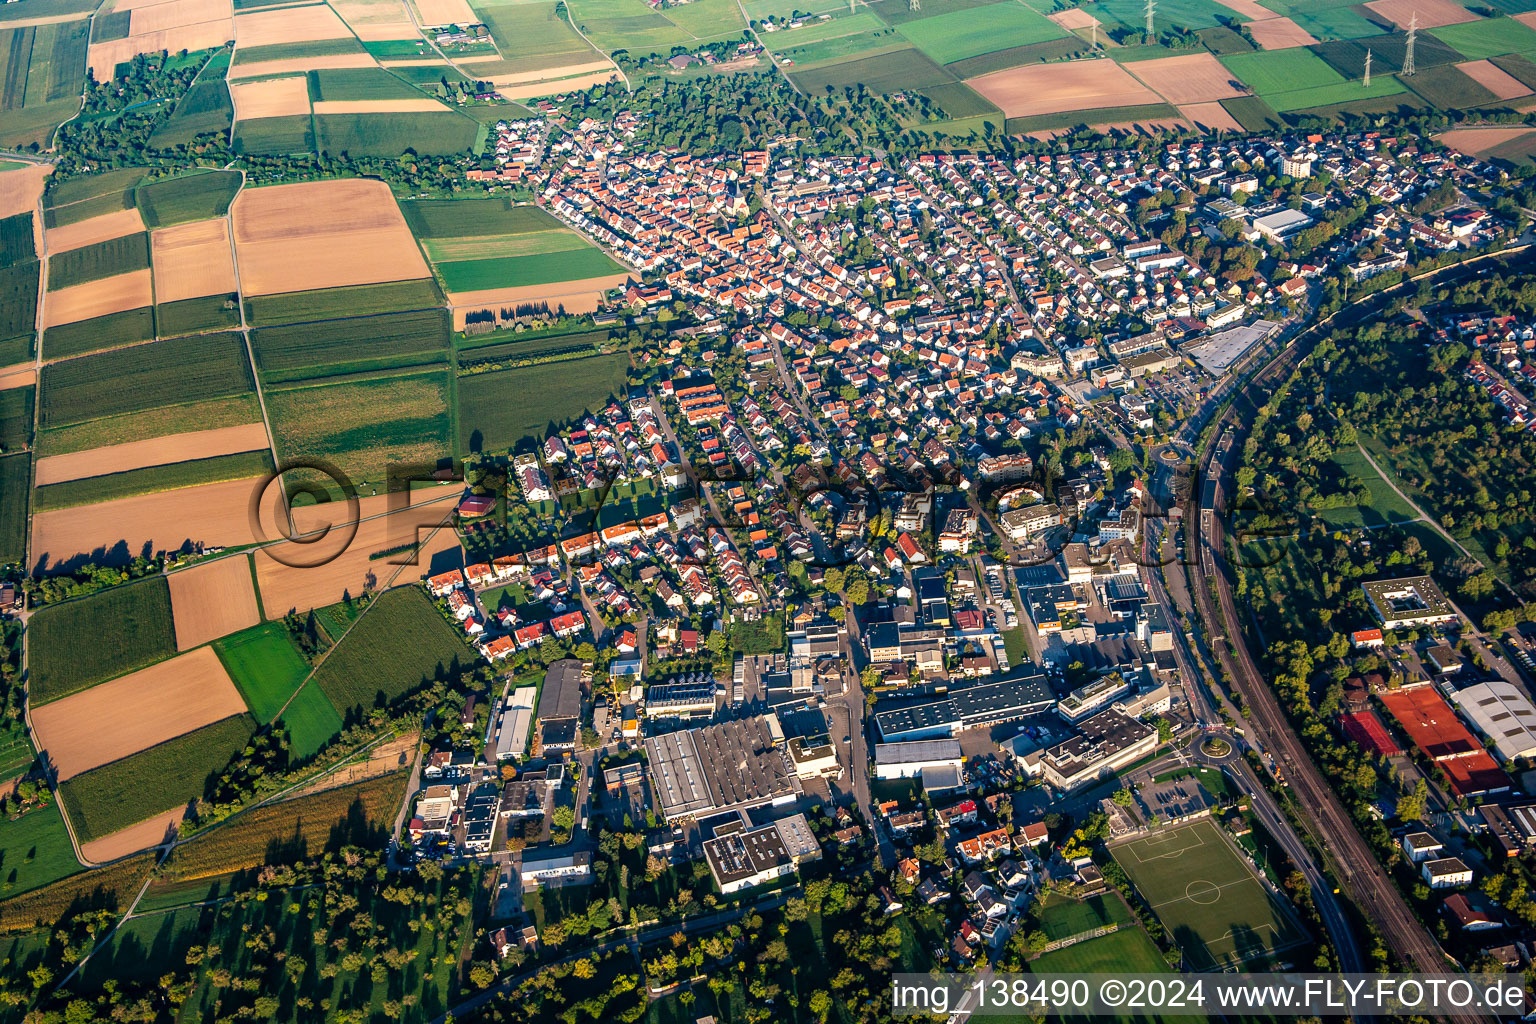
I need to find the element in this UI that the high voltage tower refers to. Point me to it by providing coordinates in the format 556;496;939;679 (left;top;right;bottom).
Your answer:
1145;0;1155;38
1363;48;1371;87
1402;12;1416;76
909;0;920;12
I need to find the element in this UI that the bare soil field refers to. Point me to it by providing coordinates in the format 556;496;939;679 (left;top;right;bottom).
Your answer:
965;57;1160;118
1245;16;1318;49
255;490;461;616
46;208;145;255
89;21;235;78
129;0;231;35
1210;0;1270;18
35;422;269;486
412;0;475;27
32;647;248;780
151;218;239;303
234;2;351;45
1047;8;1101;31
310;98;449;112
496;70;619;100
229;75;311;121
283;730;418;800
1438;126;1536;156
1458;58;1532;99
1367;0;1475;28
1179;101;1244;132
227;53;378;78
168;553;262;649
329;0;416;40
42;268;153;329
447;272;631;328
79;808;185;862
231;179;429;295
31;473;274;565
1126;52;1245;104
491;59;611;86
0;162;49;220
0;364;34;392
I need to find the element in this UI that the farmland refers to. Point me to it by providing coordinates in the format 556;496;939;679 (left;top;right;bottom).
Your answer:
59;713;256;843
790;46;954;93
135;170;242;228
214;620;314;723
157;293;240;336
264;367;452;494
0;853;153;933
168;553;263;650
243;278;443;326
0;379;29;451
37;393;262;458
0;18;88;149
28;577;176;704
46;231;149;290
308;586;472;718
38;333;255;429
313;110;477;157
436;247;625;293
40;305;154;360
43;168;142;229
0;452;26;564
0;259;35;345
896;2;1064;65
0;212;32;266
251;308;451;379
32;449;274;511
160;771;407;880
401;198;562;239
1432;16;1536;59
459;351;628;453
148;49;234;149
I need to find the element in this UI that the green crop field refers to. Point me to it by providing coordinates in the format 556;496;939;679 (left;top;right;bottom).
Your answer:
1197;24;1255;54
0;386;30;453
896;2;1064;65
1490;51;1536;89
401;197;561;238
1111;818;1310;971
0;18;86;148
213;620;313;724
41;306;154;360
59;714;256;843
33;450;272;512
28;577;176;704
39;332;254;429
769;11;885;43
421;229;592;263
1312;35;1462;78
918;80;998;118
1266;74;1407;111
231;38;366;65
944;36;1090;76
0;452;26;565
308;67;429;101
1028;925;1169;974
42;167;143;228
135;170;241;227
1432;16;1536;58
244;278;442;326
232;114;315;156
1271;0;1383;41
161;771;405;880
148;50;232;148
315;110;478;156
1083;0;1235;33
435;247;624;292
0;213;32;267
0;803;78;897
35;395;259;463
46;231;149;290
308;587;472;718
1220;47;1342;95
789;45;955;92
251;308;450;379
276;680;345;758
157;293;240;337
1004;101;1179;134
459;351;628;453
0;260;36;344
480;1;604;72
1403;63;1498;109
265;367;452;494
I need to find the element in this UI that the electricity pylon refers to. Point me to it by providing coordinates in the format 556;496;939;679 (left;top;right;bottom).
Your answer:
1363;48;1371;88
1145;0;1155;39
1402;12;1416;76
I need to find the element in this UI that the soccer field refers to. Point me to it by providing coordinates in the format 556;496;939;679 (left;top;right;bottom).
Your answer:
1111;818;1310;971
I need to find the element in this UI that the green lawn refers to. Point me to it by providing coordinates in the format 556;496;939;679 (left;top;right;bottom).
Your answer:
213;621;311;724
1036;891;1134;942
1029;925;1169;972
1431;16;1536;59
276;680;345;759
0;803;80;896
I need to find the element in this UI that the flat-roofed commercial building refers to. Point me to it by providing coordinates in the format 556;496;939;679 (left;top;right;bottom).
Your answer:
1362;576;1460;630
873;672;1055;741
643;715;802;821
874;738;962;780
1028;708;1156;792
703;812;821;894
1450;680;1536;762
488;686;537;761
